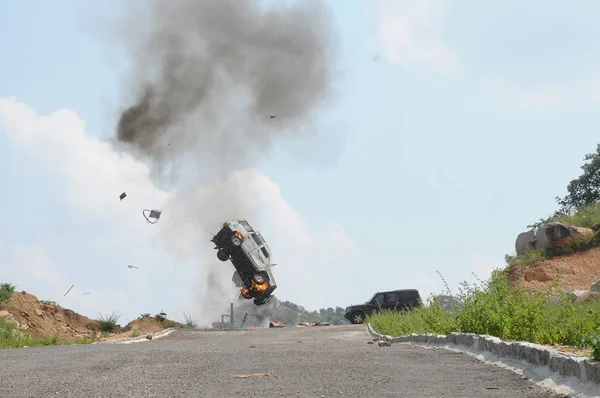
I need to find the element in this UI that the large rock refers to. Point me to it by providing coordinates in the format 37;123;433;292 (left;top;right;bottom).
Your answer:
591;280;600;292
434;295;464;312
534;222;594;251
515;229;537;255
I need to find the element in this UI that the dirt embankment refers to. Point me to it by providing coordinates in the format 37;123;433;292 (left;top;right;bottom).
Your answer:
0;290;183;342
506;246;600;292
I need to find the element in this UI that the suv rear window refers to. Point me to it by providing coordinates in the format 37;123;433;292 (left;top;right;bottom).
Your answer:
240;221;254;232
384;292;397;303
398;291;418;301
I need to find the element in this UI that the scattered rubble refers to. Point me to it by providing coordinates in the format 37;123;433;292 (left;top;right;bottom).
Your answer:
377;340;392;347
127;265;139;270
295;321;331;327
119;192;127;200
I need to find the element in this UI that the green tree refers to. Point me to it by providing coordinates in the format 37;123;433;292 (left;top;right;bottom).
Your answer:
556;143;600;213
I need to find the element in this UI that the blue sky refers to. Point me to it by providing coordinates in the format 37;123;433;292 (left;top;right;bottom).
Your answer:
2;0;600;325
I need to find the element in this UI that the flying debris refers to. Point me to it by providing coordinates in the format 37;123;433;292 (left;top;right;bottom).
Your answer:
63;284;74;297
119;192;127;200
127;264;139;269
83;292;91;295
143;209;162;224
270;115;276;119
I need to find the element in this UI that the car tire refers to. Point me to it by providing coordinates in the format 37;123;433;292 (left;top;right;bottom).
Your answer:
217;250;228;262
231;234;242;246
350;311;365;324
253;273;267;285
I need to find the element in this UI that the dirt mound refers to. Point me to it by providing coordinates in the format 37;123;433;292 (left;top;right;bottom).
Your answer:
507;246;600;292
1;291;100;340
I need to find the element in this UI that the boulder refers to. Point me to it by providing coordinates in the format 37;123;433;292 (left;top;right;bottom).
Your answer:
570;290;590;303
434;295;464;312
515;229;537;255
534;222;594;251
574;291;600;305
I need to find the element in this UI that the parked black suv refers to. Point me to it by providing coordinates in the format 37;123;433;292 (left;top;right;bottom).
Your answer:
344;289;421;324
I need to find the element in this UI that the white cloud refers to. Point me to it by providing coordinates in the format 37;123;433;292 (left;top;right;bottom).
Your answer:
376;0;458;75
0;97;357;318
483;76;600;111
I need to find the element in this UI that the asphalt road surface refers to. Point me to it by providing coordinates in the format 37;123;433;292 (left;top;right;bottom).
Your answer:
0;325;566;398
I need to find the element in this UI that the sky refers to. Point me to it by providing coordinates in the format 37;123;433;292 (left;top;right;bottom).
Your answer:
1;0;600;326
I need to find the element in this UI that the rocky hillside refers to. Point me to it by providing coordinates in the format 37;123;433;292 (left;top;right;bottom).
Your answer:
0;287;184;345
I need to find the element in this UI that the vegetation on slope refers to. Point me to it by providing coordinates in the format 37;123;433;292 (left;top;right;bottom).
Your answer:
368;271;600;359
506;144;600;269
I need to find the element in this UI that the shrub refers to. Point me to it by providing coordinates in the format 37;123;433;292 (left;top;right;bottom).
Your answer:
40;300;57;306
0;283;16;304
130;328;141;338
97;311;120;333
183;312;199;329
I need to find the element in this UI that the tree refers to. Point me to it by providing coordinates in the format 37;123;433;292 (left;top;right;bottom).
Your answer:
556;143;600;214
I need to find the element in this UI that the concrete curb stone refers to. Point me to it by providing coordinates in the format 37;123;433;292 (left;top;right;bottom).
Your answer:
366;323;600;386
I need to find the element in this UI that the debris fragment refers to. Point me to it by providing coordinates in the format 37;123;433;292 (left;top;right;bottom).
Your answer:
367;341;374;344
485;386;499;390
231;373;278;379
127;265;139;270
119;192;127;200
146;334;153;340
142;209;162;224
249;345;257;348
377;340;392;347
63;284;74;297
270;115;276;119
83;292;91;295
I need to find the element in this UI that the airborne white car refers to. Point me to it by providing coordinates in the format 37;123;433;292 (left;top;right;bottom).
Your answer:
210;219;277;306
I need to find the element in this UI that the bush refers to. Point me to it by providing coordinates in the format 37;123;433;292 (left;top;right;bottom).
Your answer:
40;300;57;306
183;312;199;329
367;271;600;354
0;283;16;304
97;311;120;333
0;317;97;349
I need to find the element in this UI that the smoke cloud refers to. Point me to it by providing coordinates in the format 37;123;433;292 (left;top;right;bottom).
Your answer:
114;0;339;323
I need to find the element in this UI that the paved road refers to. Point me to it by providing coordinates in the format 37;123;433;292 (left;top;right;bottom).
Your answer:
0;325;565;397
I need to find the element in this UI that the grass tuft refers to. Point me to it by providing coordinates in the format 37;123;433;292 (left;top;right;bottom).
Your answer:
183;312;199;329
97;311;120;333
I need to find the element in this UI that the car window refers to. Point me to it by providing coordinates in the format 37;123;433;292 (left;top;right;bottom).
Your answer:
260;247;270;259
251;232;266;246
372;293;383;306
383;292;397;303
240;221;254;232
398;291;417;302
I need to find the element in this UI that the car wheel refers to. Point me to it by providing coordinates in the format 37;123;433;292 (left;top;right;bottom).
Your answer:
253;273;267;285
350;311;365;324
217;250;228;262
231;234;242;246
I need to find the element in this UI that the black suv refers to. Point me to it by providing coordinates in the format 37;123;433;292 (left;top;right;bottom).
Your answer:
344;289;421;324
211;219;277;306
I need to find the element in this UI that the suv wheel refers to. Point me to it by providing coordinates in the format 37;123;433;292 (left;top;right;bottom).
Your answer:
350;311;365;324
253;273;267;285
217;250;228;262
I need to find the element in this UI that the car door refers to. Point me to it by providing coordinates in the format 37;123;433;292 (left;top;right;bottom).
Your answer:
397;291;418;310
382;292;399;311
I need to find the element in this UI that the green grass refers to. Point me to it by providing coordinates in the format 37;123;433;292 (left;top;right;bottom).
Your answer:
553;203;600;230
367;270;600;359
40;300;58;306
97;311;120;333
0;317;98;349
0;283;16;304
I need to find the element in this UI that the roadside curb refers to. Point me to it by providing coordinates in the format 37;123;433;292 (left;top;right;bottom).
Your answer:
95;328;177;345
366;323;600;397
